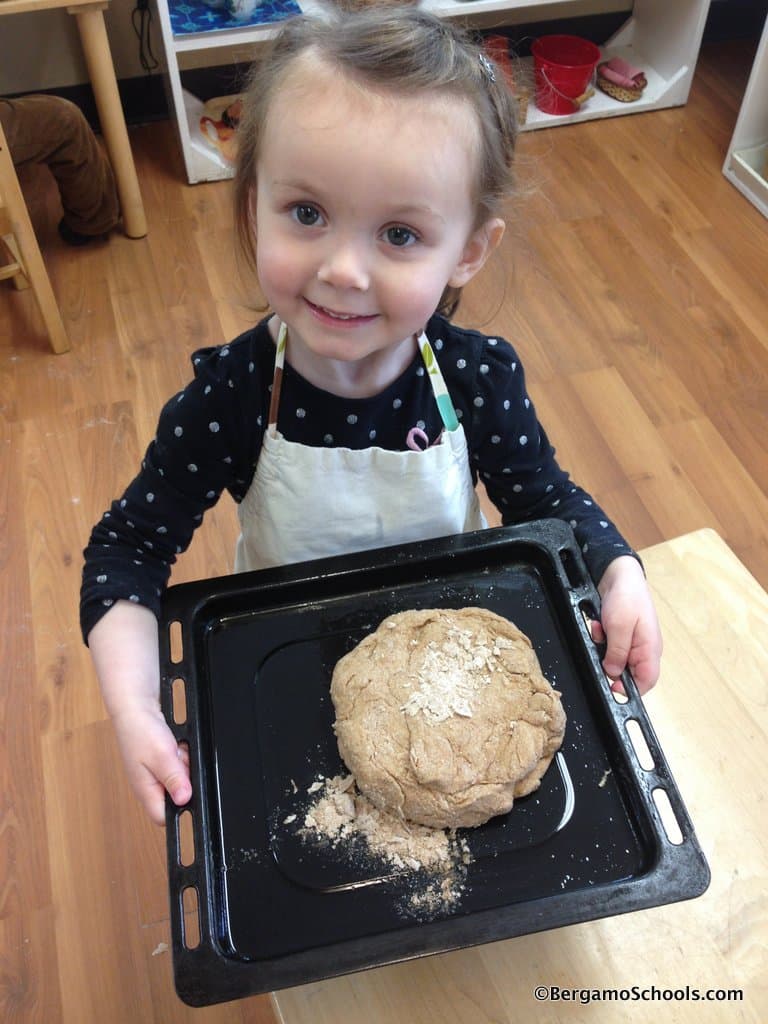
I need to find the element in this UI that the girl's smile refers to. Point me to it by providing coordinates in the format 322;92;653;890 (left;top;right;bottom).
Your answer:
304;299;381;328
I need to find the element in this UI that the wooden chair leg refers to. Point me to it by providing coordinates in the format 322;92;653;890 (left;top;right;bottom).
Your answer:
0;231;30;290
0;123;69;354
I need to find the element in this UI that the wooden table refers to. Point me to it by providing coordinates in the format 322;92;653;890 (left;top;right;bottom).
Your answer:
1;0;147;238
272;529;768;1024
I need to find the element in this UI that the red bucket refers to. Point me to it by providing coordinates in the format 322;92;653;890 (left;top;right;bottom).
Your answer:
532;35;601;115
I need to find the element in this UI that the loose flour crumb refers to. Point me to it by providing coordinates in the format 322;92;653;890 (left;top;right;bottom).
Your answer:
296;773;473;917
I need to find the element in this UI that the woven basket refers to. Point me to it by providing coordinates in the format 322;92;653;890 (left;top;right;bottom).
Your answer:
596;63;646;103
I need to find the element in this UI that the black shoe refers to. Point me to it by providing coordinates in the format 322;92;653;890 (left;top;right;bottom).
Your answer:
58;219;110;247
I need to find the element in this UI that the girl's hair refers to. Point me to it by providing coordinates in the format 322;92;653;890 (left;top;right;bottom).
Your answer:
234;6;519;317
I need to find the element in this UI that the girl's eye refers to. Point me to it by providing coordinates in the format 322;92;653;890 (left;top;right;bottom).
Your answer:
384;225;417;248
292;204;322;227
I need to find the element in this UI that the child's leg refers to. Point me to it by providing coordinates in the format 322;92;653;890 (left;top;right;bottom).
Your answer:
0;94;120;238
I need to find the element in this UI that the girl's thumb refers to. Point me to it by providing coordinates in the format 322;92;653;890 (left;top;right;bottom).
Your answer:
162;747;192;806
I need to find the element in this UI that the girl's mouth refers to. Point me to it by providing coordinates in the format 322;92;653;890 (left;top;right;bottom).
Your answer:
305;299;379;326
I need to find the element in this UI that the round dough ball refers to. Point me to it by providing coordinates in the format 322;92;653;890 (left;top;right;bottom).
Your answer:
331;608;566;829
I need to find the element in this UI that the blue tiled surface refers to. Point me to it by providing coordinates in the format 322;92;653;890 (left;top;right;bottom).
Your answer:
169;0;301;35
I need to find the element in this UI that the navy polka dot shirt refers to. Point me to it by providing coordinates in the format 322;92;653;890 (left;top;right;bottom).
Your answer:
80;315;636;641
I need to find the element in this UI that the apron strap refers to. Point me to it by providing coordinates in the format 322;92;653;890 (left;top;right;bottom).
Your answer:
267;322;460;435
267;321;289;437
417;330;460;432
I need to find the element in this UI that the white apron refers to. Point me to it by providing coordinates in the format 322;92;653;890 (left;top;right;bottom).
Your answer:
234;322;487;572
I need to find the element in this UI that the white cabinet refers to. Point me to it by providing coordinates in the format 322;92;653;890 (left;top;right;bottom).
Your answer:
154;0;713;184
723;12;768;219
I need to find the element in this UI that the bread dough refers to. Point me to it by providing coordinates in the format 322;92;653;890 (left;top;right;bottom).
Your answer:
331;608;566;829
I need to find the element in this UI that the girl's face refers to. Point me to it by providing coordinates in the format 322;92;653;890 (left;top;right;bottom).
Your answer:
254;56;504;395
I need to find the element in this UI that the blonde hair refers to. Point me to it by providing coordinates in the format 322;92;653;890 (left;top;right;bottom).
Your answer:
234;7;519;317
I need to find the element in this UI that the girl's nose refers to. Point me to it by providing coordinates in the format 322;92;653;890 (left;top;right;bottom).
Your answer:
317;241;370;291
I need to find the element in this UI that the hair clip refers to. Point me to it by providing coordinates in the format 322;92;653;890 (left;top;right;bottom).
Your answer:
479;53;496;83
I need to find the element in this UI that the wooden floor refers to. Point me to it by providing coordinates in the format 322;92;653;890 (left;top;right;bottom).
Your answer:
1;38;766;1023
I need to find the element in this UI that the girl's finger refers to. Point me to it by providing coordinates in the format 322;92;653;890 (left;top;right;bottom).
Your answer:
589;619;606;643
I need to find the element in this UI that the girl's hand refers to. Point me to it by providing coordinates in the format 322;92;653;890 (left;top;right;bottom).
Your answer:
89;601;192;825
594;556;662;696
111;703;192;826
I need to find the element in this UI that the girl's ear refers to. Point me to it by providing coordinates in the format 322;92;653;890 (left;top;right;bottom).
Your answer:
448;218;506;289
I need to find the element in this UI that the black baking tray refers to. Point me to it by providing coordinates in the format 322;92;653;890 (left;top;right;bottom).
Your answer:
159;520;709;1007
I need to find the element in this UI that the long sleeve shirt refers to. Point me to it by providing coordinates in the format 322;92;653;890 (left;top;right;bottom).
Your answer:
80;314;636;641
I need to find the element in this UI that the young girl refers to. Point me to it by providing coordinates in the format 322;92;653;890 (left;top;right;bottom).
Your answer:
81;8;661;826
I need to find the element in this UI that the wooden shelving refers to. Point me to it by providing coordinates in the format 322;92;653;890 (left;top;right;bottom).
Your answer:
723;12;768;219
153;0;712;184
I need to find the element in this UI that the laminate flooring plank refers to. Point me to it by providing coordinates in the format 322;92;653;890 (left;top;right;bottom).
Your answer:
0;421;63;1023
568;367;729;540
660;417;768;587
42;720;155;1021
709;394;768;504
525;215;707;429
528;374;665;551
500;231;630;379
21;420;100;733
519;116;720;314
679;223;768;353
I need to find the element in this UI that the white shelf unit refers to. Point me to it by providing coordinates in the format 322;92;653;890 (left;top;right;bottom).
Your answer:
154;0;712;184
723;12;768;219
